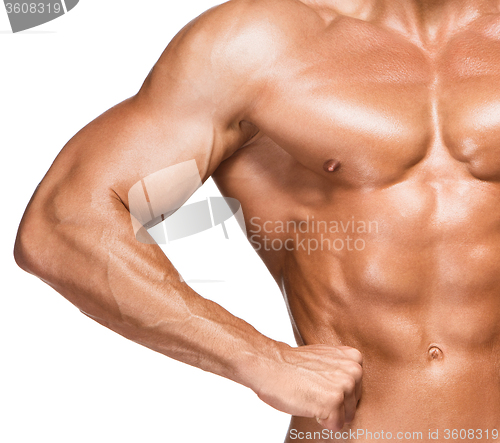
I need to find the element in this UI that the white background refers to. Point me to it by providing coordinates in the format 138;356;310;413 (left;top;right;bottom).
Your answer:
0;1;296;442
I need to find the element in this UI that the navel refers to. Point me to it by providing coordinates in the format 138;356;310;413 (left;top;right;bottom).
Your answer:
428;345;444;361
323;159;341;173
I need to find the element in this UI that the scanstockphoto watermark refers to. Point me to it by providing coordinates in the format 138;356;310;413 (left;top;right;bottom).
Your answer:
289;429;424;440
248;216;379;254
289;428;500;441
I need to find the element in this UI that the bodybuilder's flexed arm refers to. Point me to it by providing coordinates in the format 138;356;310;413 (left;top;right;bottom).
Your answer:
14;0;362;431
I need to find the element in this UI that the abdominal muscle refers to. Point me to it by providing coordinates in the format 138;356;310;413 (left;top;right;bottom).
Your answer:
268;182;500;441
282;259;500;440
285;353;500;442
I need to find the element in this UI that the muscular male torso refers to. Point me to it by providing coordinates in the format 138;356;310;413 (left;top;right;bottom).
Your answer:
212;0;500;439
16;0;500;441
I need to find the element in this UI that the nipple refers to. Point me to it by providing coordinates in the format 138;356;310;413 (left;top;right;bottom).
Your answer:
428;345;443;361
323;159;341;173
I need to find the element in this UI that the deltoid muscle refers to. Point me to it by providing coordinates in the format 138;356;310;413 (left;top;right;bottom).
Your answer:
128;159;246;244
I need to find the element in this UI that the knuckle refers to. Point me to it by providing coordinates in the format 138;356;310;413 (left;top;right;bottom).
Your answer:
349;362;363;380
350;348;363;364
343;375;356;393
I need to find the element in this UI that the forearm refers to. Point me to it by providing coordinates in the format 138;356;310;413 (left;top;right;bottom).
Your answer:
15;194;284;391
94;276;282;389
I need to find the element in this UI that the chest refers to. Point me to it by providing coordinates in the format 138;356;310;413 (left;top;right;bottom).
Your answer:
249;21;500;186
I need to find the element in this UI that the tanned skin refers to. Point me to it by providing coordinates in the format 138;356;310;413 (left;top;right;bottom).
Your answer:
14;0;500;440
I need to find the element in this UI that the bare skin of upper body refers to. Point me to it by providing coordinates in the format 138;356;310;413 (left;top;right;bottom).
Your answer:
14;0;500;440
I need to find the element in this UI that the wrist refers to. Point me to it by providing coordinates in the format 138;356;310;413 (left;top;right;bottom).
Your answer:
232;336;291;394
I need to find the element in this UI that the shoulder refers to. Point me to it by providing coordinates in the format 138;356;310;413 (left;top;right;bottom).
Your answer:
158;0;330;76
138;0;340;120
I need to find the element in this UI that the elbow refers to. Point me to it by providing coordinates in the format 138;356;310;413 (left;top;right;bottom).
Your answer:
14;213;49;276
14;225;32;273
13;237;29;272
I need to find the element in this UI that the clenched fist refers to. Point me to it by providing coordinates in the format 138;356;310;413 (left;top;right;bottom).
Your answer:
253;343;363;431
